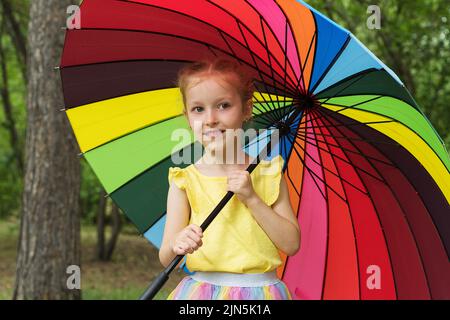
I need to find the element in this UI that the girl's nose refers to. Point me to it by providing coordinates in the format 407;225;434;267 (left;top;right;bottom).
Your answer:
205;109;218;126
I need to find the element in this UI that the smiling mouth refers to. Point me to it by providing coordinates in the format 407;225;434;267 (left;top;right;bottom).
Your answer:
203;129;225;138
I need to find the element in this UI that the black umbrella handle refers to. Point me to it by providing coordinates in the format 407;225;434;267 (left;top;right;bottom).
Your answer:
139;130;274;300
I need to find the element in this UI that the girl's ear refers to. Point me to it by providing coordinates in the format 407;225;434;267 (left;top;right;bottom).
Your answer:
245;99;253;120
183;109;192;129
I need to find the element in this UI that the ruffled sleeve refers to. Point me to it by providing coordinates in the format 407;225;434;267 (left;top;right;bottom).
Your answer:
168;167;187;191
260;155;285;206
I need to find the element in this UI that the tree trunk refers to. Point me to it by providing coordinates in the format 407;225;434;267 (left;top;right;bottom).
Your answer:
13;0;81;300
105;203;121;261
96;190;107;260
97;192;122;261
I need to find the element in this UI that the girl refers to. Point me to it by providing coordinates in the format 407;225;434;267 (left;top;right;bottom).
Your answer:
159;58;300;300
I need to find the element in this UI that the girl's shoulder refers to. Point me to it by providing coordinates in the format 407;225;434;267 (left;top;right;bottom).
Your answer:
168;166;190;191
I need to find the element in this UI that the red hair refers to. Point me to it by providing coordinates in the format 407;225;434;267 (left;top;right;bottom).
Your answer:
177;58;255;114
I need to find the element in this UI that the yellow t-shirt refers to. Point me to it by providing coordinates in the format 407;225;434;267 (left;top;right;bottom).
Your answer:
168;155;284;274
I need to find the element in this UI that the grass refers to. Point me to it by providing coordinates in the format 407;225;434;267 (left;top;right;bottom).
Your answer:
0;218;185;300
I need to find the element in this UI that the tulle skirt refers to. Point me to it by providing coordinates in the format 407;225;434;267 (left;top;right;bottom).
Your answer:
167;271;292;300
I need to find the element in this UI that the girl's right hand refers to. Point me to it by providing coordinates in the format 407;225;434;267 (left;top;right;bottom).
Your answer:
172;224;203;255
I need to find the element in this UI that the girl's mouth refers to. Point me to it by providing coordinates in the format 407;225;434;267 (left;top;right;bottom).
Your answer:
203;129;225;138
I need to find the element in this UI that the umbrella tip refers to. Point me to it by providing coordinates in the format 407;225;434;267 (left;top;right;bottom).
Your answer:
60;108;66;112
77;152;84;158
54;66;60;70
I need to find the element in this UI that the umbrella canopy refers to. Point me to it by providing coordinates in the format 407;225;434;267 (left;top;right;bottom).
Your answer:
60;0;450;299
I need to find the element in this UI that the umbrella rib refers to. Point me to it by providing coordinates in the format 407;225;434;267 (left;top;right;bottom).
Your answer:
278;30;319;124
278;131;307;280
322;100;450;168
210;2;298;96
218;29;239;59
314;68;377;98
314;108;403;184
297;110;403;148
298;31;317;95
66;26;296;97
308;109;363;300
299;118;396;130
117;0;299;93
250;116;273;128
230;0;303;90
316;71;376;107
287;120;330;199
295;127;400;164
293;122;368;197
276;25;316;124
243;129;275;150
309;35;351;94
254;103;298;128
236;21;288;121
236;19;277;118
281;134;302;197
280;18;290;122
325;115;442;296
313;109;432;297
285;131;329;201
320;96;384;114
259;16;295;123
306;111;391;182
294;129;392;183
264;0;311;94
217;26;293;121
252;97;282;123
254;95;296;125
206;0;295;92
277;28;318;127
293;136;363;199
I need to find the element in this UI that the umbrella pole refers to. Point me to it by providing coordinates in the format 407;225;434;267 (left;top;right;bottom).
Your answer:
139;129;275;300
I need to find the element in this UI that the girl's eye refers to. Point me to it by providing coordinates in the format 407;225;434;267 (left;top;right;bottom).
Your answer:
192;106;203;112
218;102;230;109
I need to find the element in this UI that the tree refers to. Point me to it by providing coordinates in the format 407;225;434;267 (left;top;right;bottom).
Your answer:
0;15;24;175
0;0;28;81
13;0;81;299
96;190;122;261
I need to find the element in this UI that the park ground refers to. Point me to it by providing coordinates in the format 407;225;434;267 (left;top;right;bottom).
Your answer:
0;218;184;300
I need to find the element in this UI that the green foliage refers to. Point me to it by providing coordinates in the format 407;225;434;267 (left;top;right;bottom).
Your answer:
0;10;26;219
0;163;22;218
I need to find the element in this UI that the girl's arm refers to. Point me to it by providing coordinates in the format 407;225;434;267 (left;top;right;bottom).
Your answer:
159;181;202;268
229;172;300;256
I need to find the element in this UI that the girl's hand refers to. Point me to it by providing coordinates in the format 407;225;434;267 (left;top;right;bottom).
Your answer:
227;170;259;206
172;224;203;255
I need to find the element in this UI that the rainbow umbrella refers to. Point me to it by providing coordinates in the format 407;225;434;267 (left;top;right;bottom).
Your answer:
60;0;450;299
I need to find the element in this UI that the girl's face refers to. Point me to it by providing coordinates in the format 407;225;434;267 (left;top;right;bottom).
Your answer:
184;75;252;154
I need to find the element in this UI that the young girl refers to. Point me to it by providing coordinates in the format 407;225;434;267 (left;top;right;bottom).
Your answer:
159;58;300;300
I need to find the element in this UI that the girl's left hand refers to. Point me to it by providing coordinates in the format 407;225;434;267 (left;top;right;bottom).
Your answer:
227;170;258;206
